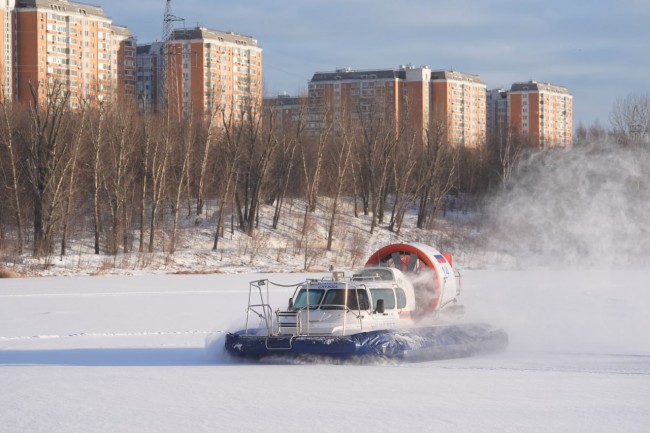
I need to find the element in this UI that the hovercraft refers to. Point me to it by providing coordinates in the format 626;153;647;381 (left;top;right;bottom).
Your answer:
225;243;507;361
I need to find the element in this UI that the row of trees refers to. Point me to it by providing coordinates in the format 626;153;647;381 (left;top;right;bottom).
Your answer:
1;83;647;260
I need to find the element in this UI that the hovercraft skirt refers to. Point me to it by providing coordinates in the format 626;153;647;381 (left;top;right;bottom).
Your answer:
225;323;508;361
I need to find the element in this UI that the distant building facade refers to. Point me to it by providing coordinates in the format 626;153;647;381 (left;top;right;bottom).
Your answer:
136;27;262;121
307;65;487;147
263;93;307;132
507;81;573;147
136;41;161;113
430;70;487;147
308;66;411;137
487;88;508;138
0;0;138;108
9;0;136;107
112;24;136;102
0;0;15;99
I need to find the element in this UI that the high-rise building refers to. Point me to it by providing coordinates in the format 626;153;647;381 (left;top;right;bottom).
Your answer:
137;27;262;121
430;70;487;147
307;65;432;141
508;80;573;147
308;66;407;135
12;0;133;107
135;41;161;113
487;88;508;138
307;65;486;147
112;24;136;103
0;0;15;99
263;93;307;132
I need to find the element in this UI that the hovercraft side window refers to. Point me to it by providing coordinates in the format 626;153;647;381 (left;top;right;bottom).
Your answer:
370;288;396;310
321;289;370;310
395;287;407;309
293;289;325;310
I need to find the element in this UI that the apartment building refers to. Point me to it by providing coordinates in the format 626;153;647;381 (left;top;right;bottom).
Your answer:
11;0;134;107
307;65;436;142
0;0;14;99
307;65;487;147
137;27;262;120
308;67;402;131
487;88;508;138
430;70;487;147
135;41;161;113
263;93;307;132
508;80;573;147
112;24;136;102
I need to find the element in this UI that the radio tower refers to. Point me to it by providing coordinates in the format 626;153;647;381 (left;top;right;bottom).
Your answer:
160;0;184;110
163;0;183;43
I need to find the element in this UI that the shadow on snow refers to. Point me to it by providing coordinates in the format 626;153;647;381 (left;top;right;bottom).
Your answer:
0;347;237;367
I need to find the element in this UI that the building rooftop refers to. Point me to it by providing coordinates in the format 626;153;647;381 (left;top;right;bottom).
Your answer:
112;24;133;39
15;0;107;18
171;27;259;47
510;80;571;95
311;68;406;82
263;94;307;107
430;70;485;84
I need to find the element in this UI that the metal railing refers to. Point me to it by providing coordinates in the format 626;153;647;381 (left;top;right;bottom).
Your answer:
243;278;367;338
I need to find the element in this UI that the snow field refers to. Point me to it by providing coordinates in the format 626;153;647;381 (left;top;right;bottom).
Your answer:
1;270;649;433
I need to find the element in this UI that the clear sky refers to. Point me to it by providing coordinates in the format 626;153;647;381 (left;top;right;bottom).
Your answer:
101;0;650;129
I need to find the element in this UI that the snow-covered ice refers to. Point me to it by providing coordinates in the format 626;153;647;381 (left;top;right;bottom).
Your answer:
1;269;649;432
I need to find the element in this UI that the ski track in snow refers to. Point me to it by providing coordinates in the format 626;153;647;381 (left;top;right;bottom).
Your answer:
0;330;212;341
0;290;239;299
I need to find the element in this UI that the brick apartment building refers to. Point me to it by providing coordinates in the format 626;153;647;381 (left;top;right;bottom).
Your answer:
430;70;486;147
1;0;14;99
487;88;508;137
2;1;262;121
112;24;136;101
5;0;136;107
508;80;573;147
304;65;487;147
263;92;306;132
137;27;262;120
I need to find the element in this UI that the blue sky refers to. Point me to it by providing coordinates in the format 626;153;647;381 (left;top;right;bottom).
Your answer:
102;0;650;129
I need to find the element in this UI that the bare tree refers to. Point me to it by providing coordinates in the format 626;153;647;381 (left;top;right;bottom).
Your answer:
137;111;150;253
168;113;193;253
388;131;420;235
22;82;75;256
102;101;137;255
416;121;460;230
60;101;89;256
233;99;278;236
0;91;24;255
147;114;171;253
195;89;220;216
326;110;354;250
299;105;331;239
88;102;106;254
213;102;243;250
489;124;529;189
356;106;395;234
610;93;650;146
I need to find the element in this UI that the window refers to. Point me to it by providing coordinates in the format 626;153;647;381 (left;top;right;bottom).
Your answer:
395;287;407;309
292;288;324;310
321;289;370;310
370;288;396;310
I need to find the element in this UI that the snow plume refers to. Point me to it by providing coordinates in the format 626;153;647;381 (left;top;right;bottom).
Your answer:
485;142;650;268
205;331;230;363
205;318;257;363
404;268;439;321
